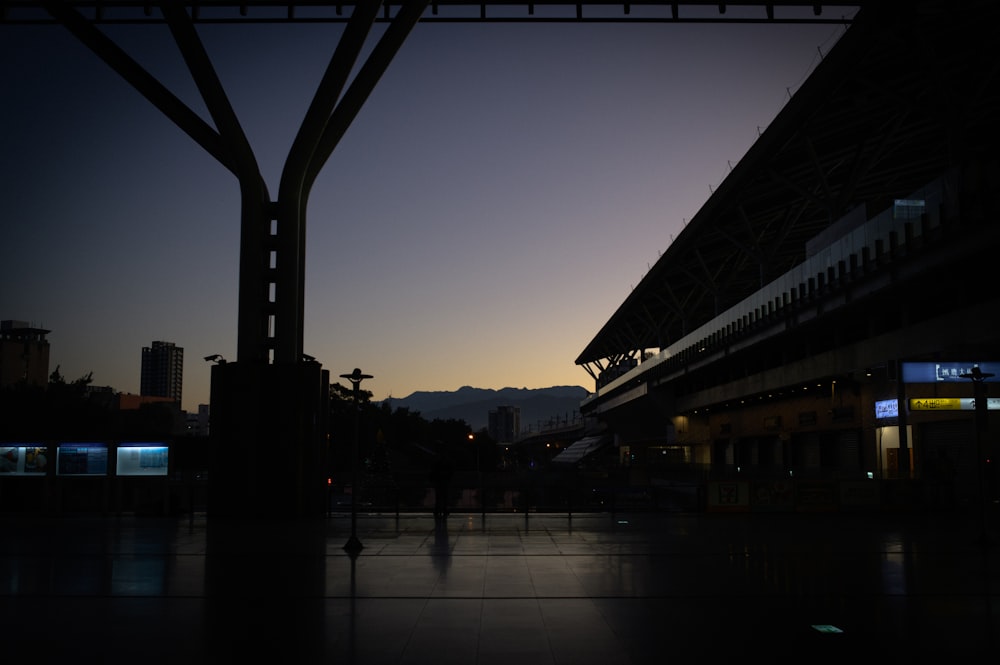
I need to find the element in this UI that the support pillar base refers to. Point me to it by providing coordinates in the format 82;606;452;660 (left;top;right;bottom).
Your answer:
208;361;329;519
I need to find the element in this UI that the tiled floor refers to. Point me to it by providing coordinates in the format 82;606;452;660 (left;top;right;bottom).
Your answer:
2;508;998;663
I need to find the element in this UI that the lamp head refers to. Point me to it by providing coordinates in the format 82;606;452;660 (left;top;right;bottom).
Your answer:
340;368;373;385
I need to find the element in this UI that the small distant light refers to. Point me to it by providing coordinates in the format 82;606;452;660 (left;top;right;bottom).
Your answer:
811;624;844;634
867;471;874;479
617;520;629;525
327;478;332;485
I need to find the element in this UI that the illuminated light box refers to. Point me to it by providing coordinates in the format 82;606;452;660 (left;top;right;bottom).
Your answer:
910;397;1000;411
57;443;109;476
874;399;898;419
116;444;169;477
902;362;1000;383
0;445;50;475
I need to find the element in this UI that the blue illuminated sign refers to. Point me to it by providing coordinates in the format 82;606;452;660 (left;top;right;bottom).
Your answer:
116;444;169;476
901;362;1000;383
57;443;109;476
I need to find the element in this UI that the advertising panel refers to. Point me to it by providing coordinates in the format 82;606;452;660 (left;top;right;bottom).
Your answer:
116;444;169;476
874;399;898;419
57;443;109;476
0;445;50;475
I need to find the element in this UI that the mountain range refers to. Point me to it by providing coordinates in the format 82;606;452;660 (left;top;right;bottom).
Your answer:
384;385;590;432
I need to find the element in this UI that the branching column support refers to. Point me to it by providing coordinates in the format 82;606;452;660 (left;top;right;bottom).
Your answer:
274;0;430;365
46;0;429;367
160;4;275;364
45;0;273;360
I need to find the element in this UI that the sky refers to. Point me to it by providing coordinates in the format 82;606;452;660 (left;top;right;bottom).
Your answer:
0;5;853;413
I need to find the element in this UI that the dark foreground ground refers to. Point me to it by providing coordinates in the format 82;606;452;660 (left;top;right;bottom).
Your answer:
2;507;998;664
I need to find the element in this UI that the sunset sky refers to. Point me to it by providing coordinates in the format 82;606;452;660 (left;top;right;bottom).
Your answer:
0;5;854;412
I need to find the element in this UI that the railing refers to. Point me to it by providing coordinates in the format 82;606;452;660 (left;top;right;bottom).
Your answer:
326;469;701;516
1;466;970;517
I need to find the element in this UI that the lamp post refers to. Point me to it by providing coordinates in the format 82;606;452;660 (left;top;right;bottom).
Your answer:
341;368;372;556
470;433;484;518
960;366;994;546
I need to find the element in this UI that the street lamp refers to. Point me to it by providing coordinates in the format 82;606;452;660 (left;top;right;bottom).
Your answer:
960;365;994;545
340;368;372;556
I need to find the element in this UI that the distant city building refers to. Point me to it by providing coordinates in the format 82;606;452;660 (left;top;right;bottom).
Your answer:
186;404;211;437
85;384;118;409
488;405;520;444
0;320;51;388
118;393;177;410
118;392;187;436
140;341;183;403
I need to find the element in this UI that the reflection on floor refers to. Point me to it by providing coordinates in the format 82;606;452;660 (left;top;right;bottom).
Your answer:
1;510;998;663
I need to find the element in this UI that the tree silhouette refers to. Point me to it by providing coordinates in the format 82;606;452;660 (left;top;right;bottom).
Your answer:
0;366;110;438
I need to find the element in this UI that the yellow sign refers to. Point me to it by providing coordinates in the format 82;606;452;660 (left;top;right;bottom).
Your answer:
909;397;1000;411
910;398;963;411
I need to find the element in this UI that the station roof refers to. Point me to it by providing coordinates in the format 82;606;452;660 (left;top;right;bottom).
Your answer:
575;2;999;372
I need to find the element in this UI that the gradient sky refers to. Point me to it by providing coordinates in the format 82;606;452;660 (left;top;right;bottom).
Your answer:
1;6;853;413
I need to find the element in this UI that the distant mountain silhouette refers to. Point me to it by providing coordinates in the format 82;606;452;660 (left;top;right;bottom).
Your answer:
384;386;590;432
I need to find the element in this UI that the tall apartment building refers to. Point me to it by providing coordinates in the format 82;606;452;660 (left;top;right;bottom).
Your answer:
0;320;51;388
140;340;183;403
488;405;520;444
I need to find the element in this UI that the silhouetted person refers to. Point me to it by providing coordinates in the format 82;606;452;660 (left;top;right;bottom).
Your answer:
432;514;451;576
429;452;453;519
